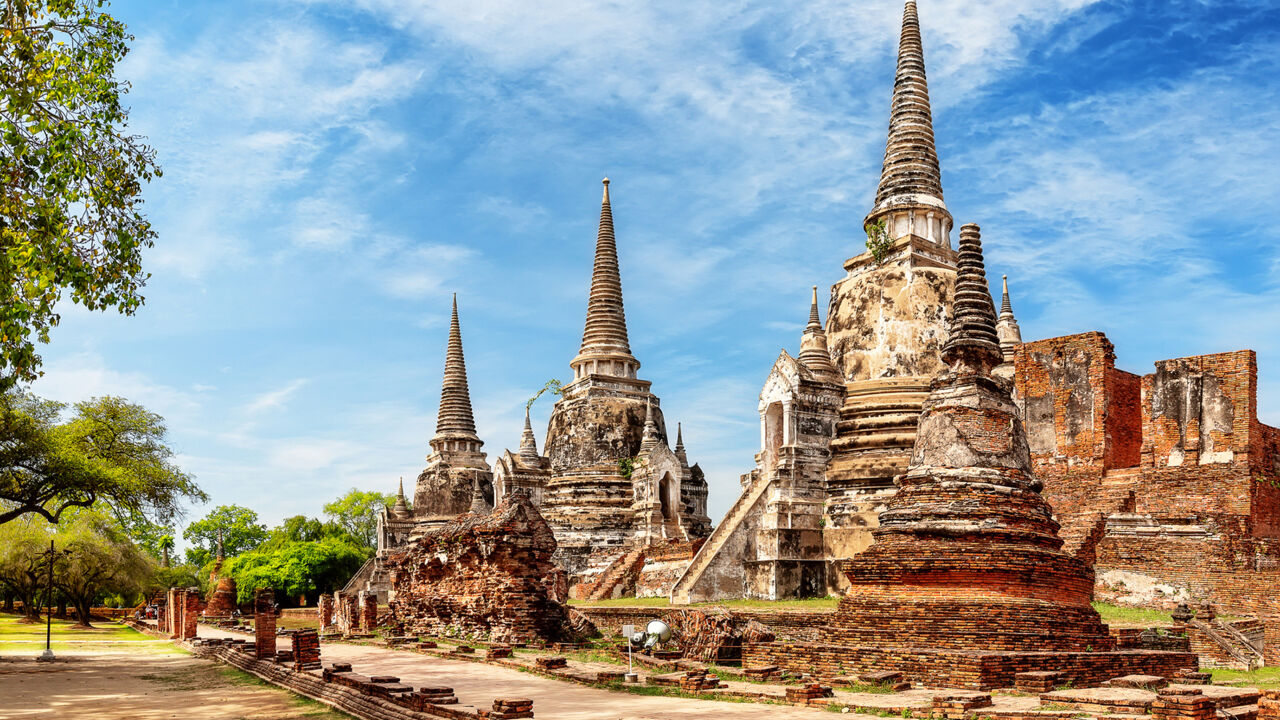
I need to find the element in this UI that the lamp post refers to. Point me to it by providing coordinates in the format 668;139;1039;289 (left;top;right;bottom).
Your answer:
37;540;56;662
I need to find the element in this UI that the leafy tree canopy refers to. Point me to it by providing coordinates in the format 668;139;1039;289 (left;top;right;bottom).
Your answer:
53;509;153;626
0;390;204;525
225;534;367;604
182;504;266;567
1;0;161;387
322;488;394;549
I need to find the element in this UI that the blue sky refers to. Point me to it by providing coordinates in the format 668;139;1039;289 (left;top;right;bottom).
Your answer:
30;0;1280;537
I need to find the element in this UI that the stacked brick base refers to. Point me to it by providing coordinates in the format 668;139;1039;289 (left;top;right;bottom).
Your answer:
742;641;1195;690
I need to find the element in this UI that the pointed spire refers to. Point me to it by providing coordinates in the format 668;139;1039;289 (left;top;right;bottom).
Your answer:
518;406;540;462
996;274;1023;363
469;475;491;514
431;294;482;452
674;422;689;467
640;397;661;452
798;285;841;379
571;178;639;380
942;224;1002;370
875;1;944;208
392;477;410;518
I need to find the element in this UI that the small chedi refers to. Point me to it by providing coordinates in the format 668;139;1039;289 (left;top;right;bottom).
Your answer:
203;532;238;617
743;226;1195;688
384;491;572;644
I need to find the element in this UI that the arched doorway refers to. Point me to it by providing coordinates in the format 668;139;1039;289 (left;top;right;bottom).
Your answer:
659;472;676;521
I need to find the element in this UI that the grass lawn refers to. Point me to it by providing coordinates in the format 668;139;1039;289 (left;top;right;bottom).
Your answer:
1211;666;1280;690
569;596;841;611
0;611;177;655
1091;602;1173;628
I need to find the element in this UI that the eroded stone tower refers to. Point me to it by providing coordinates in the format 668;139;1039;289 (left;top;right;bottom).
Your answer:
823;0;956;584
411;295;494;533
540;179;710;581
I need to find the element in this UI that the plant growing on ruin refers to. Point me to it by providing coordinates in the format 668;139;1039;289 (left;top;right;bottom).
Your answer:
864;219;894;265
526;379;563;411
617;456;636;479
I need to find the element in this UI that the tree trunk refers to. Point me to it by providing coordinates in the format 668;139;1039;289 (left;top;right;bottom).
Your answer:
75;599;94;628
2;594;12;612
21;591;39;621
56;599;67;619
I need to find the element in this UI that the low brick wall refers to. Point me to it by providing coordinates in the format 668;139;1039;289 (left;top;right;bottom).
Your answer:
1259;689;1278;720
742;641;1196;691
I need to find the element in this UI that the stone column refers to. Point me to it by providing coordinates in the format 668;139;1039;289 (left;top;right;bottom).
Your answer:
166;588;180;638
318;594;334;633
254;589;276;659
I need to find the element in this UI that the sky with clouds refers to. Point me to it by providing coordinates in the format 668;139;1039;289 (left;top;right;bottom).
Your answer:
29;0;1280;538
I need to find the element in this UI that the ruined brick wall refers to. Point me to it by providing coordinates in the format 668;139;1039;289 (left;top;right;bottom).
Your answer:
1107;368;1142;468
1143;352;1256;471
387;492;571;643
317;595;333;633
573;605;832;644
1253;425;1280;538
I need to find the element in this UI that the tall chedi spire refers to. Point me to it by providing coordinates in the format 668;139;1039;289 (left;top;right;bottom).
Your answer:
429;294;482;455
571;178;640;381
865;0;953;250
942;224;1001;369
410;293;492;528
996;274;1023;365
798;286;840;380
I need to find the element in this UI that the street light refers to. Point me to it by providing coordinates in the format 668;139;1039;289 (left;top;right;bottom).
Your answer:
36;540;69;663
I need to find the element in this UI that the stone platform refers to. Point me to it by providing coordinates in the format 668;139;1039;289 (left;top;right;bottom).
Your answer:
742;642;1197;691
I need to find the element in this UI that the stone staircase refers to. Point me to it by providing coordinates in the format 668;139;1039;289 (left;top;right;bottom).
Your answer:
1058;468;1140;562
1197;619;1267;670
670;470;774;604
584;549;648;601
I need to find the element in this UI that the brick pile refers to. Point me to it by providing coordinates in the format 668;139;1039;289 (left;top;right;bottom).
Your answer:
677;670;722;692
486;645;512;660
204;576;238;617
930;693;992;719
784;683;832;704
254;589;275;659
385;492;573;644
291;629;321;671
743;664;782;681
1152;689;1216;720
359;591;378;632
534;656;566;670
1014;671;1062;693
1259;690;1279;720
484;698;533;719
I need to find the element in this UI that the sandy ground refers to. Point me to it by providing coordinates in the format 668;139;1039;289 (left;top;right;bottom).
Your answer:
0;652;346;720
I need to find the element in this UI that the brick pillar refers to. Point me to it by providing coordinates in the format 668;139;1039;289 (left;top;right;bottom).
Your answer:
340;593;357;635
1264;616;1280;667
359;591;378;632
318;594;334;633
1152;689;1216;720
182;588;199;640
254;589;276;659
166;588;179;638
291;629;321;670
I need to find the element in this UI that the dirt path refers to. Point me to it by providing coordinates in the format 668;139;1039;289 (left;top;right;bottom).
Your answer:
0;653;347;720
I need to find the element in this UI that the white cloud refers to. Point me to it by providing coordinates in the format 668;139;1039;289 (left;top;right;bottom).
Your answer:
244;378;310;415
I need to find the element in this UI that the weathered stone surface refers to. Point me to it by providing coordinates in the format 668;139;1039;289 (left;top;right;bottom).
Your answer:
386;491;573;643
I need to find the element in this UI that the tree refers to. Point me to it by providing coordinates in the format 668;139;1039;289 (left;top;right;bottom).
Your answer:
323;488;394;549
182;504;266;567
0;515;49;620
0;390;204;525
225;534;366;605
0;0;161;388
157;534;173;568
53;510;152;626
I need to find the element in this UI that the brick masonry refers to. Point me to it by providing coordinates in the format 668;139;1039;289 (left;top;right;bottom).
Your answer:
387;492;572;644
255;588;276;659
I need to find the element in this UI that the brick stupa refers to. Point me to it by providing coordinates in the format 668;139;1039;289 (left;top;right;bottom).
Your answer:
742;225;1196;688
832;224;1113;651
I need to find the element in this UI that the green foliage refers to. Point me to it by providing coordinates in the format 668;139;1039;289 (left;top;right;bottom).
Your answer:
53;509;154;625
322;488;393;549
526;378;562;410
0;514;48;617
0;390;204;525
224;534;367;604
0;0;161;387
157;534;173;567
864;218;894;265
182;504;267;567
617;456;635;479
